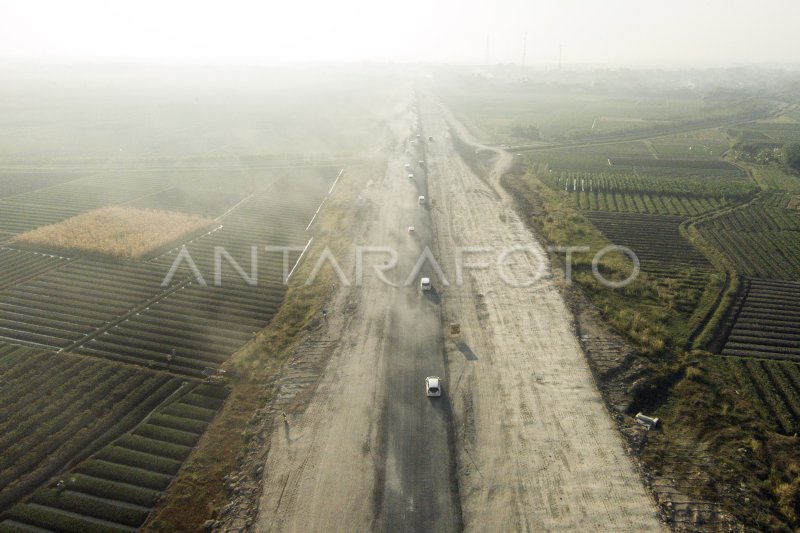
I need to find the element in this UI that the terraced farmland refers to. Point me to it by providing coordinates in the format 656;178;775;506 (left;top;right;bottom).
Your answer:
0;343;183;513
0;164;339;523
0;167;267;231
532;148;746;178
5;172;186;213
0;171;86;199
698;203;800;280
717;278;800;363
574;190;728;215
0;259;183;350
0;382;226;533
0;248;69;291
76;279;286;375
730;121;800;145
128;186;244;218
586;212;714;314
540;172;755;215
724;357;800;435
152;171;332;282
0;201;83;235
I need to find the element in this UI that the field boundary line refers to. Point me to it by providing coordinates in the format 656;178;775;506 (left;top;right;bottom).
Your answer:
286;237;314;283
147;225;224;263
305;168;344;232
48;380;196;491
213;174;281;223
59;274;196;357
683;195;760;350
216;194;255;222
0;247;75;291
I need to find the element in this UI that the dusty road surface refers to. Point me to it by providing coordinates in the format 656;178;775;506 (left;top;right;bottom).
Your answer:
254;92;663;533
419;91;663;532
255;110;459;533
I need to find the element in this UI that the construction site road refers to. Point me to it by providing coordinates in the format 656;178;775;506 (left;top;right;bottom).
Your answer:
254;90;664;533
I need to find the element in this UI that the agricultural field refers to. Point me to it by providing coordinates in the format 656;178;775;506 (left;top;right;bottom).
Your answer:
0;201;83;235
542;172;743;215
0;248;69;290
535;150;745;178
0;382;226;533
650;128;731;158
0;161;339;526
433;74;758;143
717;278;800;364
0;171;86;199
127;186;243;218
0;343;183;514
4;172;187;213
698;202;800;280
0;259;184;350
584;212;713;315
0;65;401;531
0;66;403;160
151;169;335;281
729;118;800;146
75;278;287;375
13;207;213;260
723;356;800;435
529;136;755;216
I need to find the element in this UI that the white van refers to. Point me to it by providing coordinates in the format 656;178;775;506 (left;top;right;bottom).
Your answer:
426;376;442;397
418;195;425;205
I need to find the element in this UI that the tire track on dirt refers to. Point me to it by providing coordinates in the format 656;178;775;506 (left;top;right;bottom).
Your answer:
421;91;665;532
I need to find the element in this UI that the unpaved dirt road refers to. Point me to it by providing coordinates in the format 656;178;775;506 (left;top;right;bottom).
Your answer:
256;107;459;533
420;91;663;532
254;91;663;532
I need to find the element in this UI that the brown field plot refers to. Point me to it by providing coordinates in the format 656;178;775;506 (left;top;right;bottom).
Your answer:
13;206;211;259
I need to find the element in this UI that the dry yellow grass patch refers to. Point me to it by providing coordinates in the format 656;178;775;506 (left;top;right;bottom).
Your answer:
14;206;212;259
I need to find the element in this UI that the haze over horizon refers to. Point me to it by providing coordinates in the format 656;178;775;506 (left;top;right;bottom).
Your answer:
1;0;799;69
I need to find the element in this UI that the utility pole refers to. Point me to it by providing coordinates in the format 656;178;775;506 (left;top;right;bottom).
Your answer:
522;32;527;67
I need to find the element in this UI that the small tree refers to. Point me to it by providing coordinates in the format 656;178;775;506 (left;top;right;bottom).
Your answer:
782;142;800;172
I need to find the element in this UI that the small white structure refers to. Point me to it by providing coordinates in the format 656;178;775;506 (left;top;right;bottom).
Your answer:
408;173;414;180
408;226;416;235
418;195;425;205
635;412;660;430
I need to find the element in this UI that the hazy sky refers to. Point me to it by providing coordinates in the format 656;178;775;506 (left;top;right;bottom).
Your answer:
1;0;798;67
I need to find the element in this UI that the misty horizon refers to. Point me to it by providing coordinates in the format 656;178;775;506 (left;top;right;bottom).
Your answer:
2;0;800;68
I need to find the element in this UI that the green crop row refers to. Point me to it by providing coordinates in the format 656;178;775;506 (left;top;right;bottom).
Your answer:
95;446;182;477
541;170;756;198
31;488;148;527
1;502;135;533
573;190;729;215
530;150;745;178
